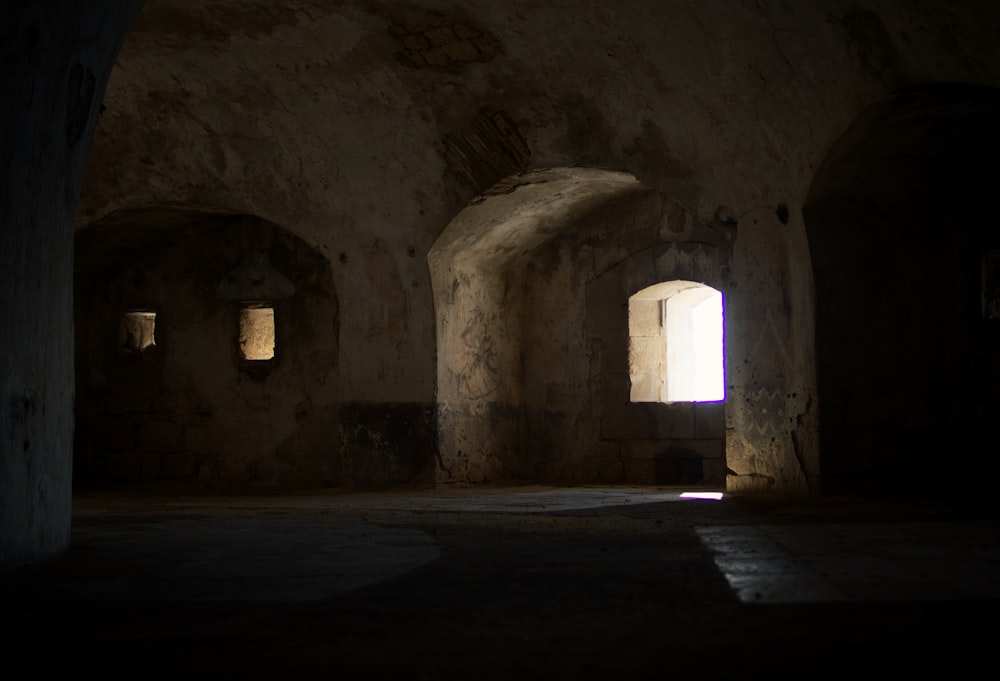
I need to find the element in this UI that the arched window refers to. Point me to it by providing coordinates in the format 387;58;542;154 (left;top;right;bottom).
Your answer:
628;281;724;403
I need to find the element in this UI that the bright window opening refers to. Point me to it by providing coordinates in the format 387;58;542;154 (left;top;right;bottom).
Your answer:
629;281;724;403
120;311;156;352
239;306;275;360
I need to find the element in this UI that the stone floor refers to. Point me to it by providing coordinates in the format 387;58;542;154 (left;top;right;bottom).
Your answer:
3;485;998;679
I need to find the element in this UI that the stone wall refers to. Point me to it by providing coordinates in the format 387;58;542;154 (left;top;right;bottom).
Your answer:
78;0;1000;497
74;211;343;492
51;1;1000;500
580;195;733;486
431;170;734;486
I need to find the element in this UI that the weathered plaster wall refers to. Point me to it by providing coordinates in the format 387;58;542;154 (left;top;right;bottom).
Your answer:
430;168;645;484
431;170;732;486
433;262;524;484
1;2;143;571
73;0;1000;494
75;211;343;492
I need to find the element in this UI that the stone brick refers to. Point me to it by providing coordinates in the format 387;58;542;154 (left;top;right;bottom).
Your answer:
112;368;162;398
184;426;224;455
586;276;625;339
105;396;151;415
658;438;725;461
656;403;696;439
472;34;501;56
93;416;136;451
655;456;704;485
595;441;624;483
161;451;197;480
601;393;657;440
424;25;456;46
629;335;664;372
401;33;429;50
399;50;425;67
140;451;163;481
197;454;222;483
442;40;478;62
694;401;726;438
151;396;179;416
422;47;448;67
629;371;660;403
137;420;183;453
454;23;480;40
630;298;662;337
702;458;727;486
618;438;724;485
105;450;143;481
623;456;656;485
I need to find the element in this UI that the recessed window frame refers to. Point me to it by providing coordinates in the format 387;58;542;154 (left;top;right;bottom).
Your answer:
628;281;725;404
119;309;157;353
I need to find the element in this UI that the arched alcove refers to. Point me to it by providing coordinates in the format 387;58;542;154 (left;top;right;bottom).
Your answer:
429;168;645;484
429;168;732;486
74;208;341;492
587;244;730;487
804;84;1000;496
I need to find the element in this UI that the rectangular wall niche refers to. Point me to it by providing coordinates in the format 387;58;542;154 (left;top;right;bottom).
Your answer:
120;311;156;351
239;306;275;360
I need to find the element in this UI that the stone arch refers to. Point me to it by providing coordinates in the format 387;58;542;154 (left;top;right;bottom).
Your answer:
803;83;1000;496
429;167;733;486
74;207;341;491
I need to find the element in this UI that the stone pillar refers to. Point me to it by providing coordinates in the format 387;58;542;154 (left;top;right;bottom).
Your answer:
0;1;143;570
725;206;819;494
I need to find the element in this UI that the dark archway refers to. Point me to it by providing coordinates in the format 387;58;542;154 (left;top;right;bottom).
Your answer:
804;84;1000;496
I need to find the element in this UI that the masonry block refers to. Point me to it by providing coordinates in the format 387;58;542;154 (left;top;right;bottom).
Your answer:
694;402;726;438
137;420;183;454
93;416;136;451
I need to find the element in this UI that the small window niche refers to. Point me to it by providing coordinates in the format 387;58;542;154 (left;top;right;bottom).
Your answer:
120;310;156;353
239;305;275;361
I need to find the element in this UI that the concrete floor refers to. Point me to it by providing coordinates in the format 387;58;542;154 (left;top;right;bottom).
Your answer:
3;485;998;679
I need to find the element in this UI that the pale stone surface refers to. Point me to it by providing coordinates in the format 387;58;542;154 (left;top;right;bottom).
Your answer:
238;307;275;360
